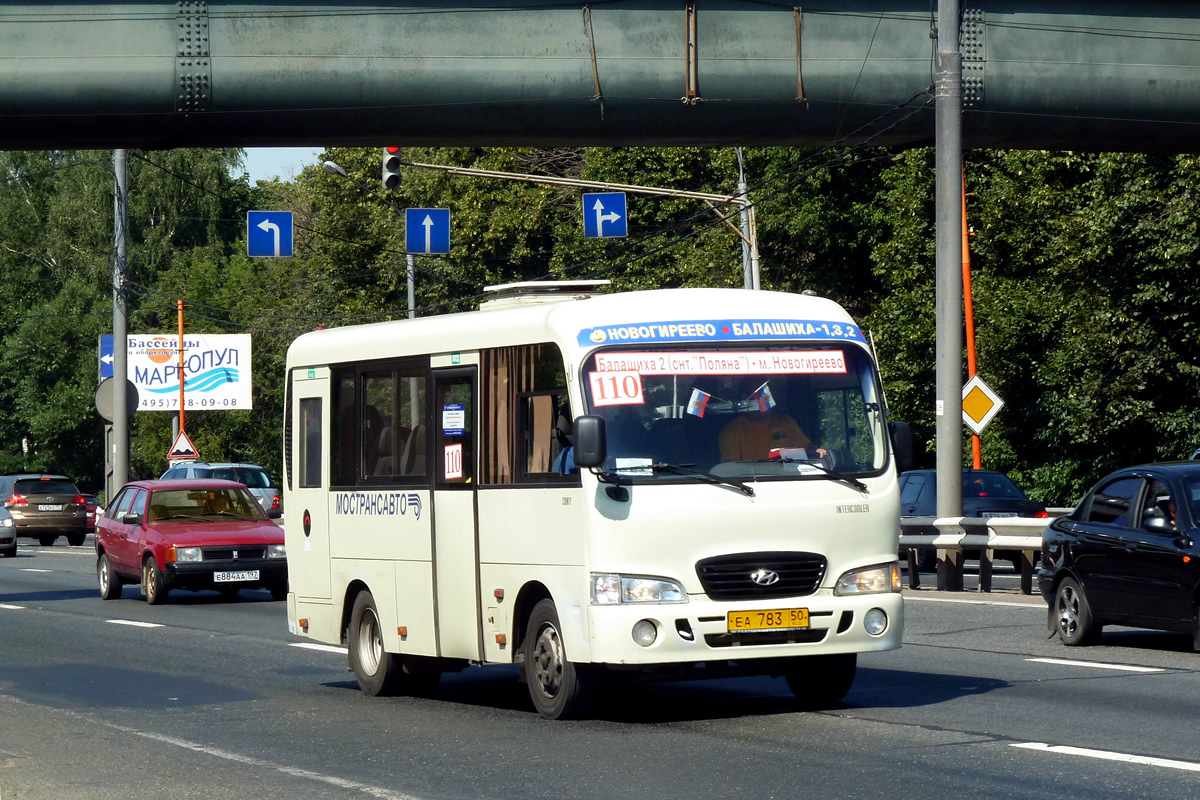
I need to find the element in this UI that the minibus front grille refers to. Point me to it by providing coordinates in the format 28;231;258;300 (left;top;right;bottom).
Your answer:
696;552;827;600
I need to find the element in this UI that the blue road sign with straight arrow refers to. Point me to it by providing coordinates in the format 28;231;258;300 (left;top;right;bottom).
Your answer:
247;211;294;257
582;192;627;238
405;208;451;254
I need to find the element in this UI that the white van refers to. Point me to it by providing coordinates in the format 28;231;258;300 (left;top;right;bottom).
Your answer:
283;283;911;719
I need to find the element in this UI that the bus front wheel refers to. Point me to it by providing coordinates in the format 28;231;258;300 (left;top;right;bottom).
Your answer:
523;599;596;720
784;653;857;709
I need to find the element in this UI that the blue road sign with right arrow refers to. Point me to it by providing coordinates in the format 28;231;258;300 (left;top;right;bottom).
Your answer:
247;211;294;257
582;192;627;238
405;208;451;254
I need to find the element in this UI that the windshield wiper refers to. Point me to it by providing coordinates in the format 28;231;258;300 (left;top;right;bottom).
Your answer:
650;462;756;498
745;457;869;493
213;511;255;520
158;514;212;522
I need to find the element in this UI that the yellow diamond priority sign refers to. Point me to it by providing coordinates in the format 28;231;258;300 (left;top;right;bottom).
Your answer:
961;375;1004;435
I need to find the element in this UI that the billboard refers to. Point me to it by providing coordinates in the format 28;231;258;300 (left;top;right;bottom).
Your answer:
126;334;252;411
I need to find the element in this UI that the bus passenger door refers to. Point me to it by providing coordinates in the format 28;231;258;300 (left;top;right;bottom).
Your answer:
290;369;332;600
431;366;481;661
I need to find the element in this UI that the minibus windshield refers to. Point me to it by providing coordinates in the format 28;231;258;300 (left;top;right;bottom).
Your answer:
582;345;887;482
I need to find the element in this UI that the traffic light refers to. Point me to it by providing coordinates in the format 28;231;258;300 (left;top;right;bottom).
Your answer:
381;147;402;190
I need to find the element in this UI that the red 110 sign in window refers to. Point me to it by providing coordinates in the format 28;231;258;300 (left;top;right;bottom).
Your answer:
588;371;645;406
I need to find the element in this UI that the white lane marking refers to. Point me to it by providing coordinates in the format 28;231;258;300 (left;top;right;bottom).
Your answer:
1013;742;1200;772
904;595;1042;609
106;619;165;629
94;719;425;799
290;642;348;655
1026;657;1164;673
20;568;52;573
0;603;25;609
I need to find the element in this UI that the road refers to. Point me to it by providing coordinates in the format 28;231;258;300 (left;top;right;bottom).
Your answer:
2;540;1199;800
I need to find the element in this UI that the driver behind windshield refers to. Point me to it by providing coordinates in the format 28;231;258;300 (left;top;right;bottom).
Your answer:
717;375;826;462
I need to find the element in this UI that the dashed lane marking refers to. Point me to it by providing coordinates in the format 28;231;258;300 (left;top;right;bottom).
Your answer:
94;719;426;799
290;642;348;655
106;619;165;628
1026;657;1165;673
0;603;25;610
19;568;52;573
1013;742;1200;772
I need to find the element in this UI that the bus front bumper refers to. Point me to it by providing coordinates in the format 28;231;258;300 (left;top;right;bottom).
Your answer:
583;590;903;666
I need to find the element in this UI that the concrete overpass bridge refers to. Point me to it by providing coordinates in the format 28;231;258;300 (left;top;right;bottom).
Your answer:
1;1;1199;151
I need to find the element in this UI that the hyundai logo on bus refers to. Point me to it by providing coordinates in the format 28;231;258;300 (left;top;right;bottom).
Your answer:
750;569;780;586
333;491;422;520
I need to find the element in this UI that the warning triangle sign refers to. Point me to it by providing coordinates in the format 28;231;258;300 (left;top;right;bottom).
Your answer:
167;430;200;460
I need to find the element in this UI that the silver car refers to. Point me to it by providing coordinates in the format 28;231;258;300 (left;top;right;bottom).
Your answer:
158;461;282;518
0;506;16;557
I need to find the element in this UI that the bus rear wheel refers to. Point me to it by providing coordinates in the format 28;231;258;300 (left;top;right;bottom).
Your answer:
523;598;596;720
784;653;857;709
348;591;441;697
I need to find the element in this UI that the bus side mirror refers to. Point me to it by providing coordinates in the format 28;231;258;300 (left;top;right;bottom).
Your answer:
888;420;913;473
572;415;607;468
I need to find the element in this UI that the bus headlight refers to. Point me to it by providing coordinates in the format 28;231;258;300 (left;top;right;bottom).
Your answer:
833;563;902;596
267;544;287;559
591;574;688;605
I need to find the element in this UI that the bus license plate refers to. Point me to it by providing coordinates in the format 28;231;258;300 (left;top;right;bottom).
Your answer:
214;570;259;583
727;607;809;633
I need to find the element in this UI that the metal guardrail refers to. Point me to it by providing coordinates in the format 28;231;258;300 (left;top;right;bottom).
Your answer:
899;515;1060;595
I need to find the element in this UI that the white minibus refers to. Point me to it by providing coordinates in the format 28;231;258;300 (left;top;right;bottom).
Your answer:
284;282;911;719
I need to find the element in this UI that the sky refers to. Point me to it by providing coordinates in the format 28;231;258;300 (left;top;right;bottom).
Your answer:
240;147;325;183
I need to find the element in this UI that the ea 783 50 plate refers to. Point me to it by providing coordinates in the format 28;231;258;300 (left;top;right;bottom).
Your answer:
727;607;810;633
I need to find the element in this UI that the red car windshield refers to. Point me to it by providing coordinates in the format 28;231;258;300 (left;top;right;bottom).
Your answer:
147;487;267;522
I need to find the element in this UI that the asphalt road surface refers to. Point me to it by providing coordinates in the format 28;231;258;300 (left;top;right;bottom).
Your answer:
2;539;1199;800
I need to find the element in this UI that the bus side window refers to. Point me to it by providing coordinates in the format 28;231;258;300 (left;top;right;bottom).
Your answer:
299;397;322;488
481;342;569;485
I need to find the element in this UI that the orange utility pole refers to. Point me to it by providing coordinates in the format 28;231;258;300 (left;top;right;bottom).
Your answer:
177;299;187;434
961;175;981;469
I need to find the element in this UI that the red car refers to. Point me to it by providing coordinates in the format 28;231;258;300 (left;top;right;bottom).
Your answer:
83;494;100;533
95;479;287;604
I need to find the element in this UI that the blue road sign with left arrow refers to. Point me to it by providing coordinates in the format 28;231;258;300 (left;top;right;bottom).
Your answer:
405;208;451;254
582;192;627;238
247;211;294;257
99;334;114;380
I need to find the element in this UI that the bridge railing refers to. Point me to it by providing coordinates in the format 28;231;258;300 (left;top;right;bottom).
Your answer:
898;513;1069;595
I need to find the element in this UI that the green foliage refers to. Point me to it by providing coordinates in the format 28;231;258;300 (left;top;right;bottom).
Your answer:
4;144;1200;507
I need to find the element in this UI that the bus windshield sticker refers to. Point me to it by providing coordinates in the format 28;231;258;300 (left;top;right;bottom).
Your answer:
594;351;846;376
444;444;464;480
441;403;465;435
578;319;863;346
614;457;653;475
588;371;645;406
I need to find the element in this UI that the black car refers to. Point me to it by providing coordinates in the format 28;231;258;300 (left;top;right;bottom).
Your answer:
1039;462;1200;648
899;469;1047;570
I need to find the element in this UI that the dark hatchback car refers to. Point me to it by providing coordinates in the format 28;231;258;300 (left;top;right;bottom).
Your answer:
95;479;287;604
899;469;1048;570
1039;462;1200;648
